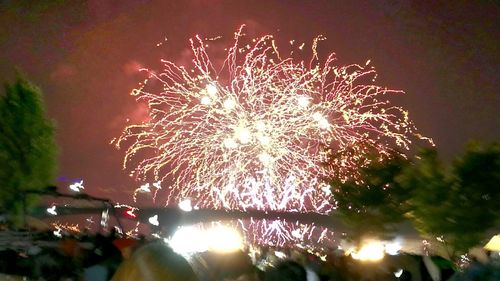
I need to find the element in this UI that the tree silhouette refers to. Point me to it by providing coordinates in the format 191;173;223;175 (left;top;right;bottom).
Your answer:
326;140;499;258
326;140;412;239
401;142;500;256
0;75;58;225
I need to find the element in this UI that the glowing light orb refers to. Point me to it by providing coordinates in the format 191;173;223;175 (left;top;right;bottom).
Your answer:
385;240;402;255
68;180;84;192
148;214;159;226
206;225;244;253
46;206;57;216
223;98;236;110
168;225;209;254
178;198;193;212
168;224;243;255
351;241;385;262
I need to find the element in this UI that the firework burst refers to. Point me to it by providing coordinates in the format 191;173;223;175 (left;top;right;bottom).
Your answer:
115;25;424;215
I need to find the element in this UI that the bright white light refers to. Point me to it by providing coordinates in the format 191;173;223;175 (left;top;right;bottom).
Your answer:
137;183;151;193
320;183;332;195
394;269;403;278
259;135;271;146
126;209;137;218
224;98;236;110
178;199;193;212
258;152;272;166
206;225;243;253
101;209;109;227
53;229;62;238
312;112;323;121
206;84;218;96
351;241;385;262
168;225;243;255
148;214;159;226
312;112;330;128
201;96;212;105
69;180;84;192
274;251;287;259
298;96;310;107
235;127;251;144
47;206;57;216
318;118;329;129
169;226;208;254
152;181;162;190
385;241;402;255
255;120;266;131
223;138;238;149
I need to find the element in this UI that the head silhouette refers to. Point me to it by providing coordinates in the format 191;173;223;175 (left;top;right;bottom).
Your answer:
112;242;198;281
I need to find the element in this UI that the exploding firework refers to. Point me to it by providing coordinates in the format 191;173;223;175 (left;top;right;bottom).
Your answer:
242;218;335;247
115;26;425;216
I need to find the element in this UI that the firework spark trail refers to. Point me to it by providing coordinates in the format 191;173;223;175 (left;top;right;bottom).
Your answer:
115;25;426;216
243;219;334;247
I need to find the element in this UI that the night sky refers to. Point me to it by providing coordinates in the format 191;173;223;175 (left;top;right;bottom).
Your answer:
1;1;498;205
